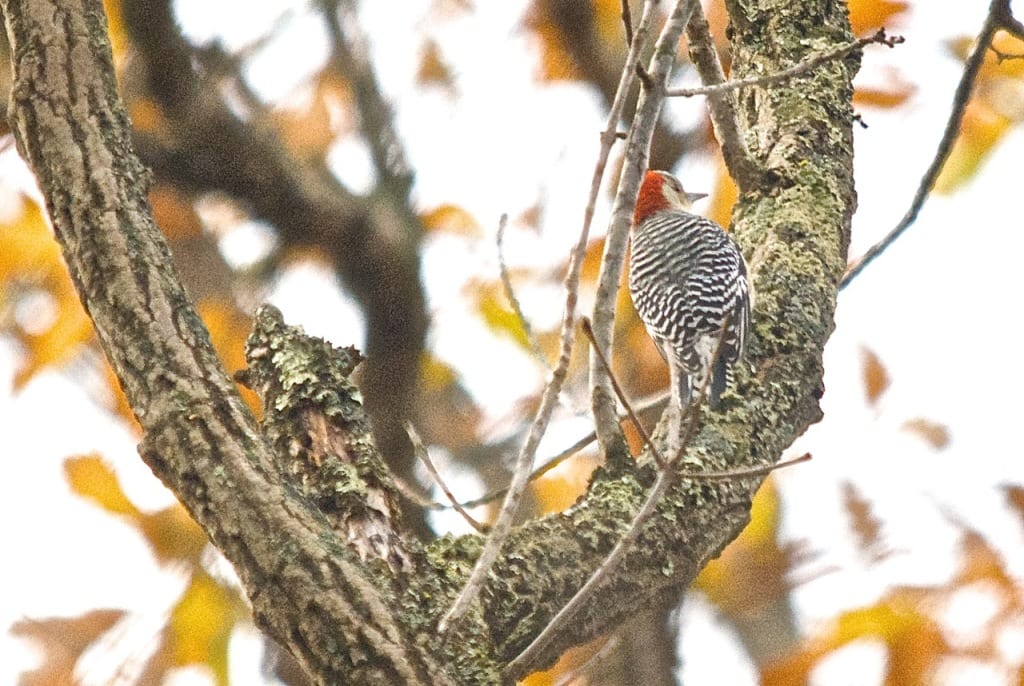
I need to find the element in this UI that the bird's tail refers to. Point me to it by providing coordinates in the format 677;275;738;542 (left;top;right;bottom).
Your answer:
707;356;728;410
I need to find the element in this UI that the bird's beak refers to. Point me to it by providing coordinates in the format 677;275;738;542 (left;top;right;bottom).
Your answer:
685;192;708;204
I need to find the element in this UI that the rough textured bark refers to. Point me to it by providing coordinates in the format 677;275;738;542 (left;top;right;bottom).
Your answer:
1;0;857;682
122;0;430;525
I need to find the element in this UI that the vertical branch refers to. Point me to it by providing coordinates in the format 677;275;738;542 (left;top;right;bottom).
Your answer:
590;0;700;456
438;0;659;633
684;4;763;188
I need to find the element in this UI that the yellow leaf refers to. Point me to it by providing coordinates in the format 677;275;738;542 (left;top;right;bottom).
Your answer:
0;198;95;386
139;504;209;564
933;101;1011;194
169;571;242;685
64;455;141;519
473;281;532;350
420;203;480;235
696;480;791;616
859;346;890;406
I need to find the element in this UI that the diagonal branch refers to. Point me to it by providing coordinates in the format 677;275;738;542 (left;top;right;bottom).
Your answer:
0;0;447;681
438;0;661;634
121;0;429;502
840;0;1011;289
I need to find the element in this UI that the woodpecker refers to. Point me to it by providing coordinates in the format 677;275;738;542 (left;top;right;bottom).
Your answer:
629;170;751;410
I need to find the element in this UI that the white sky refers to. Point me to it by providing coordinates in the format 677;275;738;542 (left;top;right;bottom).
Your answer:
3;1;1024;684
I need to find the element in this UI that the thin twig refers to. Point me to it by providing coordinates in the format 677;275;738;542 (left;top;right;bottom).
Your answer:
394;392;667;513
581;317;666;467
497;214;549;368
437;2;660;635
442;433;597;511
684;3;763;188
621;0;634;47
405;422;486;533
666;30;903;98
590;0;702;456
840;0;1008;289
432;391;668;511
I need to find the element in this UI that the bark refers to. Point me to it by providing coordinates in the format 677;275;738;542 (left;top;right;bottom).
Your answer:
122;0;430;527
0;0;857;683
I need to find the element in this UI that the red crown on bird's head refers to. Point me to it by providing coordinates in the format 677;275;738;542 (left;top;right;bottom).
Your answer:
633;170;707;226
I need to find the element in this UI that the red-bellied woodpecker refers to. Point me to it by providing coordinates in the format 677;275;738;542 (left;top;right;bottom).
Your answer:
629;170;751;410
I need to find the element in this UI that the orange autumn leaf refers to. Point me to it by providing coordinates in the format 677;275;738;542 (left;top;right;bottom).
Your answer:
848;0;908;36
128;96;168;135
417;39;455;90
12;610;126;686
900;418;951;450
859;346;890;406
524;1;583;81
763;599;946;686
580;236;606;283
64;454;208;563
841;481;891;562
139;504;210;564
531;456;597;514
1002;485;1024;528
853;82;914;109
706;160;738;231
275;70;354;160
103;0;128;63
150;184;202;240
420;203;481;235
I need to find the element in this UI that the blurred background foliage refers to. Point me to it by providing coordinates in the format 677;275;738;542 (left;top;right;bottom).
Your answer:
2;0;1024;684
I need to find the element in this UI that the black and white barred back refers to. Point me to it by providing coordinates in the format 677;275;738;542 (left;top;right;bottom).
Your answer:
629;209;751;409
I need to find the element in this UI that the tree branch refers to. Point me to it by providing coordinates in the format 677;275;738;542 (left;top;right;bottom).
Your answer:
438;0;660;634
0;0;455;681
590;0;700;458
684;3;765;189
840;0;1009;289
121;0;429;507
667;29;903;98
